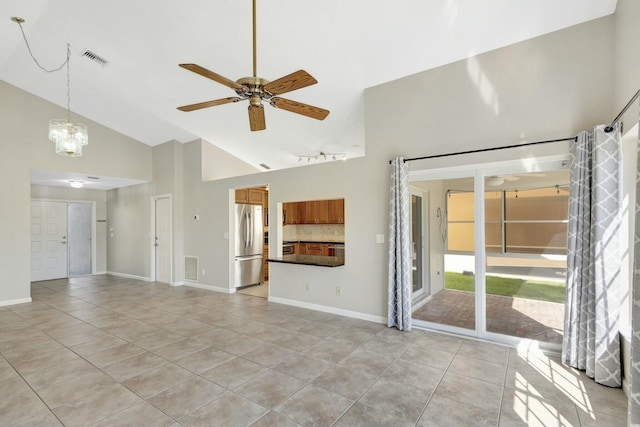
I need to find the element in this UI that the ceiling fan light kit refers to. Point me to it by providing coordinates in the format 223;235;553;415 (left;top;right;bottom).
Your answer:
177;0;329;131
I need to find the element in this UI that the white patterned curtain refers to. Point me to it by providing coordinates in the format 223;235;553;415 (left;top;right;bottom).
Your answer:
629;130;640;426
562;123;622;387
388;157;412;331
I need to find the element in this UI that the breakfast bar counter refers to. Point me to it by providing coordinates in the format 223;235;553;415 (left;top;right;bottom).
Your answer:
268;255;345;267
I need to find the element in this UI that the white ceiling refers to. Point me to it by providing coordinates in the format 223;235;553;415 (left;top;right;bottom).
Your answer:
1;0;617;180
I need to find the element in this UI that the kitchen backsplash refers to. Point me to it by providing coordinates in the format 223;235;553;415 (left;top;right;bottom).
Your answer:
283;224;345;242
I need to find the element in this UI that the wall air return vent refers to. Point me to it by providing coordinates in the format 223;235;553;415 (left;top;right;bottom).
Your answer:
81;50;108;67
184;256;198;281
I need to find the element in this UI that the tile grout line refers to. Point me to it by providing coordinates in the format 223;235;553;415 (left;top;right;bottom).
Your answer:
411;337;464;426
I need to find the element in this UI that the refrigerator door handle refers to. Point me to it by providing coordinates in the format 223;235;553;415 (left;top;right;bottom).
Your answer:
245;212;250;247
248;211;253;247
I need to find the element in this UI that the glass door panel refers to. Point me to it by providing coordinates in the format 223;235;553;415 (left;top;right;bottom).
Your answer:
484;171;568;345
412;177;476;332
411;194;424;296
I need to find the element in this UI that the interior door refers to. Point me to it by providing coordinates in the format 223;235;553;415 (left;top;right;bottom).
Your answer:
31;201;68;281
68;202;92;276
155;196;171;283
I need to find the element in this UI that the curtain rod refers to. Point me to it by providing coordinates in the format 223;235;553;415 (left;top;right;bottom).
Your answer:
389;137;577;164
604;88;640;132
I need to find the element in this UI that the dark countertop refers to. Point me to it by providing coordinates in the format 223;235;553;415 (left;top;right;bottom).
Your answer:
268;255;345;267
283;240;344;245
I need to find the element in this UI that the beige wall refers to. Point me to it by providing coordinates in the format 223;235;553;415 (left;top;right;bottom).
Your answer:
0;80;152;304
106;140;185;283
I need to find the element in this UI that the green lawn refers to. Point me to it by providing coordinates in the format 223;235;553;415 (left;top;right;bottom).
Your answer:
445;272;566;303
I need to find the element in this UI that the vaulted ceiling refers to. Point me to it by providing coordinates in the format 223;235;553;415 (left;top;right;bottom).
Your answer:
0;0;618;174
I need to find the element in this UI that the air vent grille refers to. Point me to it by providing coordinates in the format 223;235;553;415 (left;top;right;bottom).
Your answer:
184;256;198;281
81;50;108;67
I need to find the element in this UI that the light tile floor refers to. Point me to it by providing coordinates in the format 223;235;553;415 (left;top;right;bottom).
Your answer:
0;275;627;426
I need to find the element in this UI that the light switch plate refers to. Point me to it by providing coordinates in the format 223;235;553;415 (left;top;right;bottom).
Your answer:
376;234;385;244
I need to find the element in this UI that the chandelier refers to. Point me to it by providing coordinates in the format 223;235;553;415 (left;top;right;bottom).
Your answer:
12;17;88;157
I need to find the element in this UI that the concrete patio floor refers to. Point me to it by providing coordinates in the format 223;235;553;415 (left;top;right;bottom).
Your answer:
412;289;564;344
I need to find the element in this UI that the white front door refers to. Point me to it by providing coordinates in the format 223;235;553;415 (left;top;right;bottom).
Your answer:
154;196;172;283
31;201;68;281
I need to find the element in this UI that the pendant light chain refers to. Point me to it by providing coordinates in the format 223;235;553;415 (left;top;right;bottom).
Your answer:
14;19;69;73
12;16;88;157
65;43;71;123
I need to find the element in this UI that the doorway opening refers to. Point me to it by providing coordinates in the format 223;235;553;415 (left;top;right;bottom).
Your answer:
410;159;569;348
233;185;269;298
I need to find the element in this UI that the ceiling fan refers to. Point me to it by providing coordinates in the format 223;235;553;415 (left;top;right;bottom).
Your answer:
177;0;330;131
486;173;546;186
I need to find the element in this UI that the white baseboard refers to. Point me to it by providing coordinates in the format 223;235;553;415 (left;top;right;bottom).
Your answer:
183;281;235;294
106;271;152;282
171;281;184;287
0;297;32;307
94;271;107;275
268;296;386;324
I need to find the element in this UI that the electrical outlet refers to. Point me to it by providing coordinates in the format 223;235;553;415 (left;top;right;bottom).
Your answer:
305;282;310;291
201;269;206;276
336;286;342;296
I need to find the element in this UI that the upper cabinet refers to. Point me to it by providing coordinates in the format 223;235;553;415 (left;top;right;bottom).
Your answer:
236;188;265;205
328;199;344;224
284;199;344;225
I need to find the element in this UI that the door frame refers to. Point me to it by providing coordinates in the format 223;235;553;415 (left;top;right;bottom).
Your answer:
410;187;428;300
31;198;97;279
408;154;569;348
150;194;173;284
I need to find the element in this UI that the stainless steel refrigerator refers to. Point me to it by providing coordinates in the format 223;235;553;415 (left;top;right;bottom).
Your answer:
234;204;264;288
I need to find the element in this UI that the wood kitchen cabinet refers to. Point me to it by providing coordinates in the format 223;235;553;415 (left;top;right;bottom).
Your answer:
328;199;344;224
297;242;329;256
283;202;297;224
283;198;344;225
235;187;265;205
262;190;269;227
305;200;329;224
305;242;328;256
263;244;269;282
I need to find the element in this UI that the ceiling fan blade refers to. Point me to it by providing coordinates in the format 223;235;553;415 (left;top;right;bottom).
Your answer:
263;70;317;96
271;97;329;120
177;97;242;112
248;104;266;131
179;64;242;90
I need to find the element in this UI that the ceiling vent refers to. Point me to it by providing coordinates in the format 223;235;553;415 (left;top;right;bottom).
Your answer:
81;50;108;67
259;163;271;170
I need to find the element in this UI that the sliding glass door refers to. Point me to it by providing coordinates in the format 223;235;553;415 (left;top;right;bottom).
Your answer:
410;159;568;348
